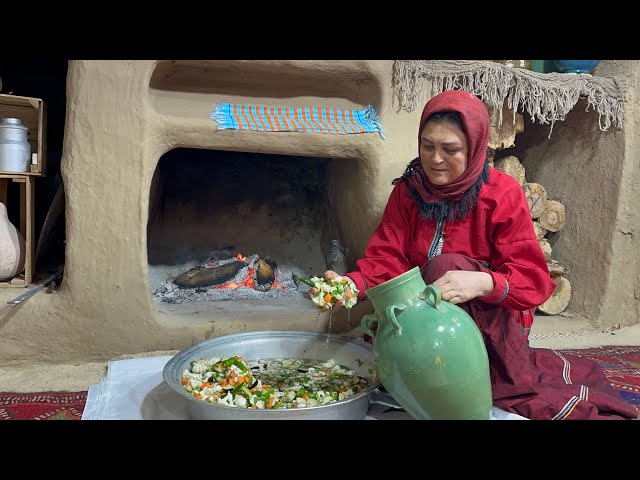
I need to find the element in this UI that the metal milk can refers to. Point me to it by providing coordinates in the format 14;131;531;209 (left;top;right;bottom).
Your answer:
0;118;31;172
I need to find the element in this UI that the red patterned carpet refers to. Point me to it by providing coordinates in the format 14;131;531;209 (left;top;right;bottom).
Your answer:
0;391;87;420
0;345;638;419
555;345;640;413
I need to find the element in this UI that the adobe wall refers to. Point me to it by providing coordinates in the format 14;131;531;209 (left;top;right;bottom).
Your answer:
0;60;637;366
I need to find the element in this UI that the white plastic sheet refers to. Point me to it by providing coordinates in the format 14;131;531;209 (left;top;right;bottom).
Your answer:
81;356;527;420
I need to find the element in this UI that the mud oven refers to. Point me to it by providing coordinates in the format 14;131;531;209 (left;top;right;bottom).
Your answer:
50;60;418;359
4;60;637;365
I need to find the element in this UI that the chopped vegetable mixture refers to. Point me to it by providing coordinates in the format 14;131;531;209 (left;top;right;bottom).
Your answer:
181;356;369;409
309;275;358;309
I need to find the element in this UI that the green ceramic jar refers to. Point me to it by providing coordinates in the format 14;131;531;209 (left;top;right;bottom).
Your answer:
361;267;492;420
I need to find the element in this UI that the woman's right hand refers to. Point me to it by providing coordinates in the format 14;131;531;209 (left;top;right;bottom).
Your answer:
309;270;356;313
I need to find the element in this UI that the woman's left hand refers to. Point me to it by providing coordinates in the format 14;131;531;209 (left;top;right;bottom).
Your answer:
432;271;493;305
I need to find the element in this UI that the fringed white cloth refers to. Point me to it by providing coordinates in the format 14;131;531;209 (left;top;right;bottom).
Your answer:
393;60;626;136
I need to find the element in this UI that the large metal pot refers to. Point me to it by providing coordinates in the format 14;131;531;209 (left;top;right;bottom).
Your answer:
163;330;380;420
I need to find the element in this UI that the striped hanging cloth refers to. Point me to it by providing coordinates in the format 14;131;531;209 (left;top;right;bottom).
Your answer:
210;103;385;139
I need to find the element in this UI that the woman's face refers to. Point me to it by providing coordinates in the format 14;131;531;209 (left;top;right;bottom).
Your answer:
419;119;468;185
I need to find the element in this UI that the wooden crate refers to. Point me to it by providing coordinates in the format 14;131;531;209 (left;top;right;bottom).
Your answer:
0;174;35;287
0;94;47;176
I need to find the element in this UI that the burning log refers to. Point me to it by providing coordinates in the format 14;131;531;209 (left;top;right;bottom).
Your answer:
254;258;277;292
173;260;246;289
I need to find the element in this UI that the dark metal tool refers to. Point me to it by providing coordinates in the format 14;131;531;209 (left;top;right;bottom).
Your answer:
291;273;315;289
6;267;64;305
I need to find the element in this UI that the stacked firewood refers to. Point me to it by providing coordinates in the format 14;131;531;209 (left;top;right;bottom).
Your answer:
486;104;571;315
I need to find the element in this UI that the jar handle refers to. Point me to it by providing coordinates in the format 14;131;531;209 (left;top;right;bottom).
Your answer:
419;285;441;310
361;313;379;337
386;304;405;336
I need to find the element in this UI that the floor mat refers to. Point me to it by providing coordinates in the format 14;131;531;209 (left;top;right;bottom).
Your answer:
552;345;640;409
1;345;638;419
0;391;87;420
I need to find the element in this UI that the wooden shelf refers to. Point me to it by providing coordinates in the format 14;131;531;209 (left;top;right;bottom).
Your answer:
0;94;47;176
0;174;35;287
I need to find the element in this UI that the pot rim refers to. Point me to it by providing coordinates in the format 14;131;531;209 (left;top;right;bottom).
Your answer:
364;266;422;298
163;330;380;415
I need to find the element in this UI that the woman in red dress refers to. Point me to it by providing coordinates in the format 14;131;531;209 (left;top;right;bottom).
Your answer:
312;90;638;420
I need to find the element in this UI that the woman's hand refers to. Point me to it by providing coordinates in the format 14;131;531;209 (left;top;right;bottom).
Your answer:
309;270;357;312
432;271;493;305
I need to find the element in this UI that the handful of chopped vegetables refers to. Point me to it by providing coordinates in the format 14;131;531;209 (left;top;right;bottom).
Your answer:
308;275;358;310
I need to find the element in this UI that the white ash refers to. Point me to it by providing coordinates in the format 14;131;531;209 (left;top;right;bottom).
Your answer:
153;254;310;304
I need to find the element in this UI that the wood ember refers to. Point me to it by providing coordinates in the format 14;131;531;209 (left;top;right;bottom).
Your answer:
254;258;277;292
173;260;246;289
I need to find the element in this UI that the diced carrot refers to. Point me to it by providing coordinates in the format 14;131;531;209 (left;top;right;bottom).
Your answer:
181;379;189;385
302;392;309;399
229;370;236;378
324;293;332;304
220;379;228;387
250;386;259;392
338;387;346;392
267;397;276;408
194;393;203;399
201;382;211;390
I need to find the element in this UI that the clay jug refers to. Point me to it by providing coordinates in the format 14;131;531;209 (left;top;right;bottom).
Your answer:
361;266;492;420
0;202;26;281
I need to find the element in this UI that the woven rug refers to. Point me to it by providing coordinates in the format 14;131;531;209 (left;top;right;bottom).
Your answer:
1;345;638;419
0;391;87;420
554;345;640;411
210;103;385;138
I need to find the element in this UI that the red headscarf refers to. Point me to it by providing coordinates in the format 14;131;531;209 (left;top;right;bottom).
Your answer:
406;90;490;203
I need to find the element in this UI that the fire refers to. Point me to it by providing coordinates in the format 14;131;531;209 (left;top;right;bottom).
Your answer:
215;266;255;290
213;252;285;291
270;278;285;290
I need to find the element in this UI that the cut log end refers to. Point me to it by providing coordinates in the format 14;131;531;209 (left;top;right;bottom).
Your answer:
538;238;552;261
537;275;571;315
547;259;570;277
523;183;548;219
533;221;547;241
494;155;526;186
538;200;566;232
